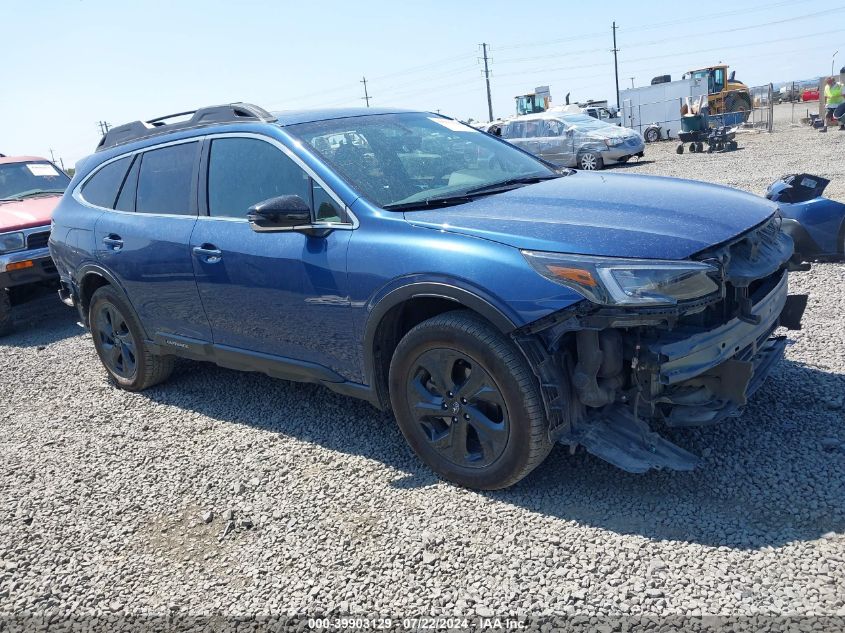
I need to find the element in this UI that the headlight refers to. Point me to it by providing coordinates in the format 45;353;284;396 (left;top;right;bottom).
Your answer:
0;232;26;254
522;250;721;306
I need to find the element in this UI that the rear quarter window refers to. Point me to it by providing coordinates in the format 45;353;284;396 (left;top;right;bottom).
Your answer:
80;157;132;208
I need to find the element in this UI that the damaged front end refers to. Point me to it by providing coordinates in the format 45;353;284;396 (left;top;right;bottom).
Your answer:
514;215;808;473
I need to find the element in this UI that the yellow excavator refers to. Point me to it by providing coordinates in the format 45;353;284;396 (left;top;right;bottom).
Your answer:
515;86;552;116
682;65;752;117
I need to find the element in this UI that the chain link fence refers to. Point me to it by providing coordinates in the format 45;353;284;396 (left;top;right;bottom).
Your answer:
622;81;775;139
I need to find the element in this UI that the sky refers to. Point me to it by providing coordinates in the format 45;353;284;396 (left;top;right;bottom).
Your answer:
2;0;843;166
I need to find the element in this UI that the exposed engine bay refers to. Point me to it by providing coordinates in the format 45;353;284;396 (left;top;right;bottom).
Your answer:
514;215;808;473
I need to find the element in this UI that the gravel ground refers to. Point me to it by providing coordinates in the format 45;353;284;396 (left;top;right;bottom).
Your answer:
1;105;844;631
622;102;845;201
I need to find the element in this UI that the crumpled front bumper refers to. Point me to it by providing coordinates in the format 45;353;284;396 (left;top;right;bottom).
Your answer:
643;268;806;427
601;141;645;164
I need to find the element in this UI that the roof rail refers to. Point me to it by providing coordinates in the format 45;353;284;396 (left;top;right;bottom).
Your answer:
95;102;276;152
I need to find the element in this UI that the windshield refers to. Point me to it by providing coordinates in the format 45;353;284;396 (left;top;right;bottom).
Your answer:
0;162;70;200
287;112;556;209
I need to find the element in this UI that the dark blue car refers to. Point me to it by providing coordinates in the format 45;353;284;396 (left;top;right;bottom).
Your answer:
49;103;807;489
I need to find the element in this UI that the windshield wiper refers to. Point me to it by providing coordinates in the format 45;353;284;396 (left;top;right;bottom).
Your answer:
382;195;478;211
464;173;563;196
13;189;65;200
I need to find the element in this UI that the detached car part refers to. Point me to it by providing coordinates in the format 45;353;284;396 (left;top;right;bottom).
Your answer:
768;174;845;261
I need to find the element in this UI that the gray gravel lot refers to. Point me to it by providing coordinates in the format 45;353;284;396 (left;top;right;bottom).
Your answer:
622;102;845;201
1;104;844;630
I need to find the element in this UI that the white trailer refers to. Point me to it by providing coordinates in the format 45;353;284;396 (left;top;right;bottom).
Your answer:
620;77;707;140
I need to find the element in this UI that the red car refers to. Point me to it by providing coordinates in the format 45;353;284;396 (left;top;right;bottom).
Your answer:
802;88;820;102
0;155;71;335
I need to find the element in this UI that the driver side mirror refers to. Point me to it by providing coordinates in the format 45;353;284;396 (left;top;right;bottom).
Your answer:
247;195;311;232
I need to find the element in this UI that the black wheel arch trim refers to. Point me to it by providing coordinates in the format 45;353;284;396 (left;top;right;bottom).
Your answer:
75;263;148;336
362;280;519;389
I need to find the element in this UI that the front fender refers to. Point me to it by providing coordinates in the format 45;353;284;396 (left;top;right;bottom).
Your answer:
360;275;521;391
364;274;519;336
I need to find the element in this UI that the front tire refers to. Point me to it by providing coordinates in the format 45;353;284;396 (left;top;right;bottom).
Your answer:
89;286;174;391
0;289;12;337
388;311;552;489
578;151;603;170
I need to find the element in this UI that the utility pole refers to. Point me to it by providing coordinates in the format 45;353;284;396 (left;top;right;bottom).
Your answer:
49;149;56;164
361;76;371;107
629;77;635;89
97;121;111;136
612;22;620;109
481;43;494;122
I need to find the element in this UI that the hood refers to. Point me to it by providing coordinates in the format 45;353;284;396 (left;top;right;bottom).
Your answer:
0;194;61;232
586;125;639;141
404;172;777;259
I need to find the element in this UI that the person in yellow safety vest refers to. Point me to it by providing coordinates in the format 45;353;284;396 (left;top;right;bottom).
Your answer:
824;76;843;126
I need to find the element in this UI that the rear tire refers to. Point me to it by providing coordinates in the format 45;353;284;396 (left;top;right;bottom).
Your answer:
644;127;660;143
388;311;552;489
0;289;12;337
89;286;174;391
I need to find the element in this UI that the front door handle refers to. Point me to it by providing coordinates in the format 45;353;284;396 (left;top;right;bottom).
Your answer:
192;244;223;264
102;234;123;251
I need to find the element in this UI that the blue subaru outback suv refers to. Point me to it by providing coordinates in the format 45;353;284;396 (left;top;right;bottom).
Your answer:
50;103;807;489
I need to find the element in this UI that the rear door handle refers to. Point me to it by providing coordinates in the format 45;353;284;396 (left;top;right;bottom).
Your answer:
192;244;223;263
102;235;123;251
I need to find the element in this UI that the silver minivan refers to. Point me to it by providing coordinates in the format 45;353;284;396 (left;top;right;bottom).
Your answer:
498;113;644;170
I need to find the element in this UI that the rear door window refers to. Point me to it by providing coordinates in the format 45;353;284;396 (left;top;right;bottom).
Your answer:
136;142;199;215
81;157;132;209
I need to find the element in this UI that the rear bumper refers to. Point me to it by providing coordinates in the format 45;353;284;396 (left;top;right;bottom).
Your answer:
0;247;57;289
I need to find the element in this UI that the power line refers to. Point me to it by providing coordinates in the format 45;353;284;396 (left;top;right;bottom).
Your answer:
494;0;801;53
266;1;837;117
368;52;473;82
493;5;845;67
485;41;837;98
492;27;844;80
621;0;804;33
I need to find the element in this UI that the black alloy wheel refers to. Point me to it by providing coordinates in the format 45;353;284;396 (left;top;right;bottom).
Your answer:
94;302;138;380
406;348;509;469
